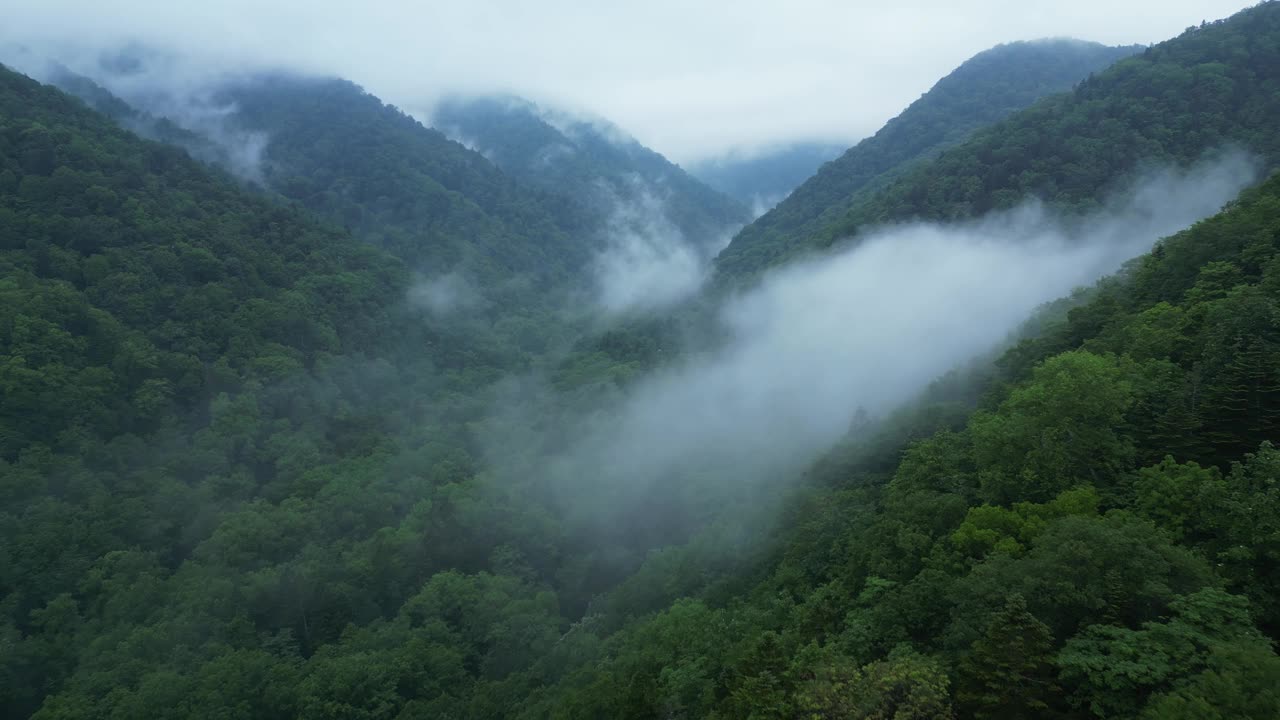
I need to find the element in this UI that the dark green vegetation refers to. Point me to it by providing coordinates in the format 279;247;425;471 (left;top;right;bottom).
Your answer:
716;38;1142;280
215;76;597;292
507;170;1280;718
720;6;1280;281
42;67;241;173
0;55;730;720
687;141;846;209
433;95;750;243
6;2;1280;717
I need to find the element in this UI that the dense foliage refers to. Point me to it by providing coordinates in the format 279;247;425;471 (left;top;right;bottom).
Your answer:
721;3;1280;283
822;6;1280;237
502;166;1280;720
433;95;750;245
716;38;1141;280
7;3;1280;717
216;76;594;292
0;61;734;719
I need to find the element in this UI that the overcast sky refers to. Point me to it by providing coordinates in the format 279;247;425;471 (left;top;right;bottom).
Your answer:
4;0;1256;163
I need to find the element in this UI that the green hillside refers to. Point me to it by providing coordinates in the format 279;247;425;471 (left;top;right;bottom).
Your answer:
434;96;750;243
716;38;1142;280
515;160;1280;720
216;76;593;289
720;6;1280;282
7;3;1280;717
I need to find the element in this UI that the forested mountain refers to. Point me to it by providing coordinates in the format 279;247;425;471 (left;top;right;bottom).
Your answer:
432;96;750;245
715;38;1143;279
45;64;606;297
687;140;846;211
49;67;631;359
206;76;599;291
510;162;1280;720
0;60;724;720
8;2;1280;718
719;5;1280;280
0;62;418;714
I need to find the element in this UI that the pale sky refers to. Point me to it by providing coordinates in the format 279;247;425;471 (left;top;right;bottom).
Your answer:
2;0;1256;163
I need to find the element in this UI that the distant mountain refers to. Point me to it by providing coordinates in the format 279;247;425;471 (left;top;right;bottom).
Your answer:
687;141;846;212
217;77;599;289
11;2;1280;718
47;65;594;297
432;96;751;246
716;38;1143;280
719;5;1280;283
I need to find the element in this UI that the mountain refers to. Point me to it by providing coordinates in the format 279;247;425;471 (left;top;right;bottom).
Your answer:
213;76;599;289
0;58;722;720
816;11;1280;237
48;65;601;295
0;61;418;715
432;95;751;245
11;3;1280;718
50;65;749;321
687;141;846;211
716;38;1143;280
512;138;1280;720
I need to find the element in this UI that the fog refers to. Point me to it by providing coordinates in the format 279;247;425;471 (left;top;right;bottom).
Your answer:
408;273;486;319
590;184;735;317
3;41;741;321
2;43;275;182
493;153;1257;511
3;0;1254;163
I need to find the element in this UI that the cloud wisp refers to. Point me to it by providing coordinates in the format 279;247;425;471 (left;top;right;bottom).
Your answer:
590;182;734;317
490;152;1258;519
1;0;1255;163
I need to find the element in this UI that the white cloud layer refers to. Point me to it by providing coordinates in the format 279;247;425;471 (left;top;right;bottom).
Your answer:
1;0;1253;162
492;153;1257;511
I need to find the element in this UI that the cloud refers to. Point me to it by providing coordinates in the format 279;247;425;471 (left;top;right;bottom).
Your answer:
408;273;485;319
1;42;273;182
589;180;734;316
487;152;1257;520
1;0;1254;163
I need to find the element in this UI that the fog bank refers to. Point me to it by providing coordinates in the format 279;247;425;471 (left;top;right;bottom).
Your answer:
494;153;1258;513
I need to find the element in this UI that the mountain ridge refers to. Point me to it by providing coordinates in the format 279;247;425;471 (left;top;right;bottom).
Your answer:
433;94;751;246
715;37;1144;280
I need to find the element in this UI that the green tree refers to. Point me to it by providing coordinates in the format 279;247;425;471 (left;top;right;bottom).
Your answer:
956;595;1060;720
971;351;1134;504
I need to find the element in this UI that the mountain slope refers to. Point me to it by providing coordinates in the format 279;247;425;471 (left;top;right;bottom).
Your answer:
0;65;408;460
0;62;723;720
716;38;1142;279
44;61;600;293
720;3;1280;281
687;140;846;210
513;157;1280;720
213;76;597;290
432;95;751;244
0;62;424;715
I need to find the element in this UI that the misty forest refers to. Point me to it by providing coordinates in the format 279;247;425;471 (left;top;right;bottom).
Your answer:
4;2;1280;718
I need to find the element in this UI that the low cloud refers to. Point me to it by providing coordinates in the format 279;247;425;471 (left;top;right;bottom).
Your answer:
1;42;273;182
491;152;1258;519
590;181;733;317
6;1;1252;164
408;273;485;319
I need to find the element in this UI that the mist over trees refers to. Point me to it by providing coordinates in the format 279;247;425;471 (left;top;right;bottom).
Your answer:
4;2;1280;719
686;141;846;212
715;38;1144;282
